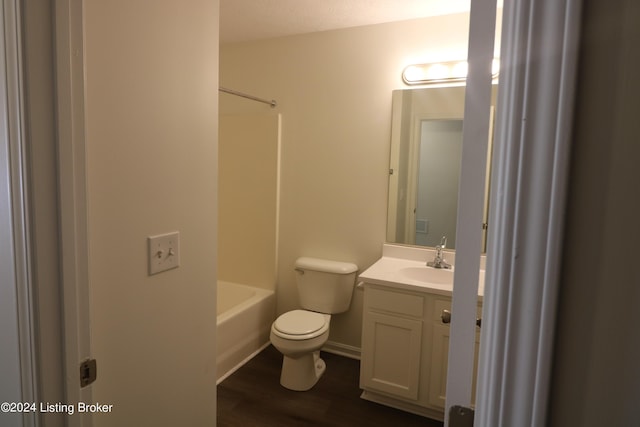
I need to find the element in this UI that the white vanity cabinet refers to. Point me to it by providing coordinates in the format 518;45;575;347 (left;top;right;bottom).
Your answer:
359;282;481;421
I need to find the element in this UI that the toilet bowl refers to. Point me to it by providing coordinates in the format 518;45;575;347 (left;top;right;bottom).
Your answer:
270;257;357;391
270;310;331;391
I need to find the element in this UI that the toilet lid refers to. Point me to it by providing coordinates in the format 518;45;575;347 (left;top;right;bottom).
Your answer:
274;310;326;335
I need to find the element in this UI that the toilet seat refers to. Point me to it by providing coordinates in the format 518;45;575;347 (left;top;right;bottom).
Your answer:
272;310;329;340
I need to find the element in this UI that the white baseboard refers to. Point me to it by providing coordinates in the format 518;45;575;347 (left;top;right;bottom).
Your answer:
322;340;361;360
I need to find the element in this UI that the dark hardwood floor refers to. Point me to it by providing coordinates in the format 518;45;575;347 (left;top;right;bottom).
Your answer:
217;345;443;427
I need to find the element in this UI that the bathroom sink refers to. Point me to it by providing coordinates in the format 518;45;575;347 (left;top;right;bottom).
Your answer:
399;266;454;285
358;245;487;297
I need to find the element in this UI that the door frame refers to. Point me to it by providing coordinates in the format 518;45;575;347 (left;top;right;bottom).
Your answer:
474;0;583;425
446;0;582;425
1;1;38;425
48;0;583;426
54;1;93;426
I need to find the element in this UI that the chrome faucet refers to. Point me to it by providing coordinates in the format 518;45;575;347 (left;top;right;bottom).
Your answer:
427;236;451;269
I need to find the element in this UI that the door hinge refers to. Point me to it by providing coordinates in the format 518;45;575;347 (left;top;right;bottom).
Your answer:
450;405;474;427
80;358;97;387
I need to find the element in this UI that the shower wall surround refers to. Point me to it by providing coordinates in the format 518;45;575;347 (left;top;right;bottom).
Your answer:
218;113;280;290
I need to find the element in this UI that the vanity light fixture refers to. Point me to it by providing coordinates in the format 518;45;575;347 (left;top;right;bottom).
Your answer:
402;59;500;85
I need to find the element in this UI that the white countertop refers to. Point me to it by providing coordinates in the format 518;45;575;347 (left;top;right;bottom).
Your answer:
358;244;485;298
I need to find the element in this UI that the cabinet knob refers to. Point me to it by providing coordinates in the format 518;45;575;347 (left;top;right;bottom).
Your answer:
441;309;451;324
441;309;482;328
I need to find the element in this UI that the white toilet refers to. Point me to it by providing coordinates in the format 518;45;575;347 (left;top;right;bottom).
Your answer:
270;257;358;391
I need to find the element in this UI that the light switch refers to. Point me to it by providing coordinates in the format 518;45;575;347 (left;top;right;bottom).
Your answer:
148;231;180;275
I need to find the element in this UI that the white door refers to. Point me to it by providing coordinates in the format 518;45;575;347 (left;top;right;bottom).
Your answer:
445;0;498;425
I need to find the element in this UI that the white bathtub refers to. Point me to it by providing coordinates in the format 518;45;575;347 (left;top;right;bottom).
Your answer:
216;281;275;383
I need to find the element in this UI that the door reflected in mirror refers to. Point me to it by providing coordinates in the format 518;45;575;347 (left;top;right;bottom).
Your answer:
387;85;498;251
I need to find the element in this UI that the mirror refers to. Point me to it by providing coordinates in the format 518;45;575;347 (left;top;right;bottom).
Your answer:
386;85;498;251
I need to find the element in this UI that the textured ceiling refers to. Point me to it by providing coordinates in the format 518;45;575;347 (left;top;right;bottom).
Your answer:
219;0;473;44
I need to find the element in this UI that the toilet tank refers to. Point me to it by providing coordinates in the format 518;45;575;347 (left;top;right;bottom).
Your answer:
294;257;358;314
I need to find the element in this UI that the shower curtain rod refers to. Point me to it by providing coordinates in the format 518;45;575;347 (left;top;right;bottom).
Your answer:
219;86;277;108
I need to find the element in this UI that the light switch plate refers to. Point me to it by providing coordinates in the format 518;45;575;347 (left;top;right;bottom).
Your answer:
148;231;180;275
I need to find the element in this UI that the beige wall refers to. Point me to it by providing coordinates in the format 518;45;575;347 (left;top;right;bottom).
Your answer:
84;1;219;425
218;113;280;289
220;13;495;350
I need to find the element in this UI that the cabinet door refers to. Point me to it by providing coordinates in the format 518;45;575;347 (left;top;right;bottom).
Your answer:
428;300;481;409
428;321;451;409
360;311;423;400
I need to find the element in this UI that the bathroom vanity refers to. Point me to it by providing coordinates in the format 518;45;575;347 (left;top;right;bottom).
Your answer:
358;244;484;421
